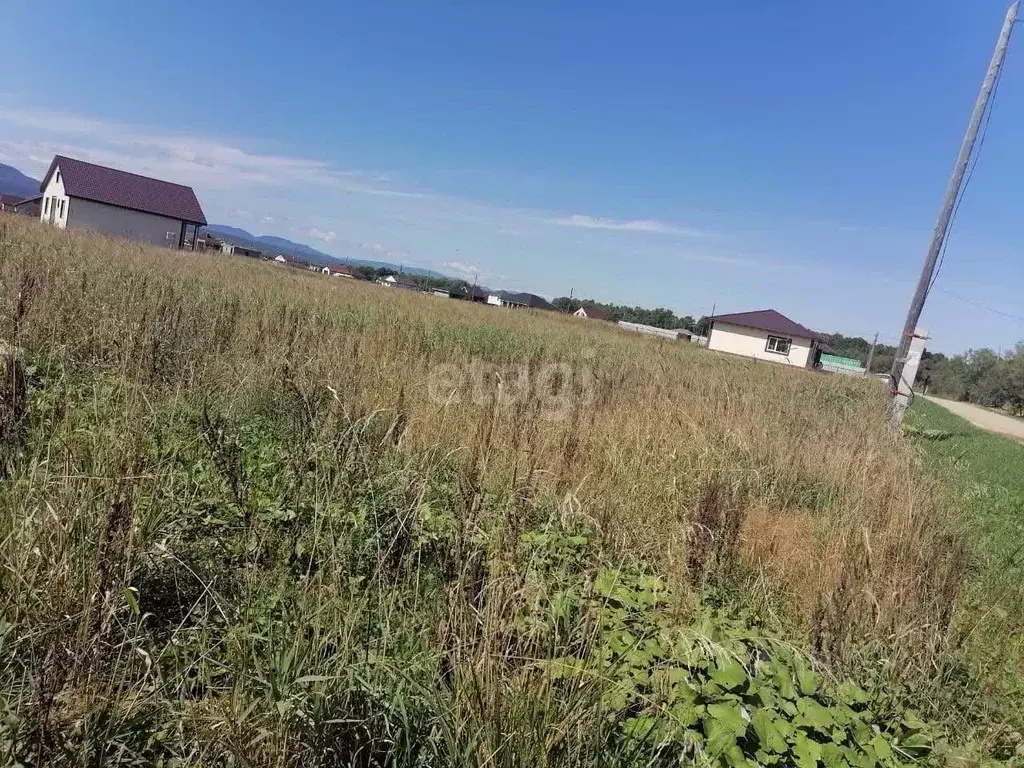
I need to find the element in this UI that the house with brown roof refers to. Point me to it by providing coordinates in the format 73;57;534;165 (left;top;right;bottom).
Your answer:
708;309;824;369
0;194;41;217
38;155;207;250
573;305;611;320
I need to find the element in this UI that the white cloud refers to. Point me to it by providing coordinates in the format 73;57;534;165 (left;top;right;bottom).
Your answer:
302;227;337;243
553;214;712;237
0;100;754;291
439;261;505;282
0;104;388;193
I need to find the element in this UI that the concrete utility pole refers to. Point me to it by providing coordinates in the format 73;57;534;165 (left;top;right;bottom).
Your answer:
865;332;879;375
892;329;929;427
889;0;1019;426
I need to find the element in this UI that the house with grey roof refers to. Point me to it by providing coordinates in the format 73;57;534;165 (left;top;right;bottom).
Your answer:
708;309;824;369
487;291;556;311
38;155;207;250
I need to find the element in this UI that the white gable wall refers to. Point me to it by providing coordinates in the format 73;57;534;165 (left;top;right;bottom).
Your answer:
40;165;70;229
708;322;814;368
66;198;184;248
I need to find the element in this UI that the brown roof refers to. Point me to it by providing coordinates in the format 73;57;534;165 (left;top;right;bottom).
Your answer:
42;155;207;225
576;305;611;320
711;309;821;341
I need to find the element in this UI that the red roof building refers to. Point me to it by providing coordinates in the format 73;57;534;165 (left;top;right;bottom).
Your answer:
38;155;207;250
708;309;824;369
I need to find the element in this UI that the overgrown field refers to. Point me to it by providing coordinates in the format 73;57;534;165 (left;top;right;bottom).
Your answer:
906;401;1024;737
0;216;1011;765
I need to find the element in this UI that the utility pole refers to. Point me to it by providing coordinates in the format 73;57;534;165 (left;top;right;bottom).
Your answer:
865;332;879;375
889;0;1019;425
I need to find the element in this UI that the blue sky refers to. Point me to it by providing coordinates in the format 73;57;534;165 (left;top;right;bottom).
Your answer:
4;1;1024;352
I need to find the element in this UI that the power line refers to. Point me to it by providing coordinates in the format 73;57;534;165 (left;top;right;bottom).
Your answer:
889;1;1020;426
939;287;1024;322
925;44;1009;300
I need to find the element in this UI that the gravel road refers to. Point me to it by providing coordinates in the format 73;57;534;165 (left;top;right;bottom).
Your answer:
926;396;1024;442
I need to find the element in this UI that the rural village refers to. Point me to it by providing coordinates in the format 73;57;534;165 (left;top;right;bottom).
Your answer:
3;2;1024;767
2;154;883;379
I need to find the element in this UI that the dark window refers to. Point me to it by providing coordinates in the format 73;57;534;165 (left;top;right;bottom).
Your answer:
59;199;65;217
55;171;61;185
43;197;49;215
765;335;792;355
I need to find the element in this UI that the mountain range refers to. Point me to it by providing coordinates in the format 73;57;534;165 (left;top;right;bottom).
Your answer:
203;225;447;278
0;163;40;198
0;162;447;278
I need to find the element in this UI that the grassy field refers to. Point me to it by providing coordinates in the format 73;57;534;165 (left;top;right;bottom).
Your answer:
0;215;1011;765
906;400;1024;737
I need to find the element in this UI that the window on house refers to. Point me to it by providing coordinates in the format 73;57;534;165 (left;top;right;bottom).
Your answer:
765;335;792;355
43;198;49;215
59;199;65;217
55;171;61;185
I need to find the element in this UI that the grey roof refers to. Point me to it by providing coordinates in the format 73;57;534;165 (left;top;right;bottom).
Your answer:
41;155;207;224
498;291;556;310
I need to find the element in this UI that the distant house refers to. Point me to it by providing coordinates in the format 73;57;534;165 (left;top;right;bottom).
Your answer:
273;255;288;264
487;291;556;310
38;155;207;250
618;320;691;341
378;274;422;291
322;265;358;278
450;283;489;303
0;194;41;217
708;309;824;369
0;194;23;212
574;305;611;320
208;234;262;258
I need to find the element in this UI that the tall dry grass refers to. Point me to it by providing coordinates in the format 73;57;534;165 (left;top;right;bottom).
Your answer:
0;216;963;664
0;216;972;763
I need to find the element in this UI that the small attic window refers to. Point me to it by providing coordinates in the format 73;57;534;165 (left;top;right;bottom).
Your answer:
55;170;61;185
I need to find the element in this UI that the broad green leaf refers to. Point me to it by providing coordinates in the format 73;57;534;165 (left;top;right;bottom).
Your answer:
870;734;893;762
901;710;928;732
797;666;819;696
755;749;783;766
705;702;747;755
668;701;701;727
704;716;740;757
899;730;932;754
774;664;798;700
796;697;835;732
793;731;823;768
711;657;748;690
836;681;870;706
750;709;789;754
725;744;753;768
622;716;658;742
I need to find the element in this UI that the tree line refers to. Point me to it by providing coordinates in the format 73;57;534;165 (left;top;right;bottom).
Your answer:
551;297;699;331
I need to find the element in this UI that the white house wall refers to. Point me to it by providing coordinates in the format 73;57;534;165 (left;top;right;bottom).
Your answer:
40;165;70;229
708;322;813;368
67;198;183;248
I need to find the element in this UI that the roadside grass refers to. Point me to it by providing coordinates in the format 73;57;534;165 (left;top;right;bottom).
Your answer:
906;399;1024;736
0;215;1009;764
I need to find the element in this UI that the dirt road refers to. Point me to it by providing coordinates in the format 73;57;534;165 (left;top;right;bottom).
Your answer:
926;396;1024;442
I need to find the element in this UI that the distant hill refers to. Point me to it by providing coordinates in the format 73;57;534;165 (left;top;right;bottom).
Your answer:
204;224;448;278
0;162;40;198
0;162;450;278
